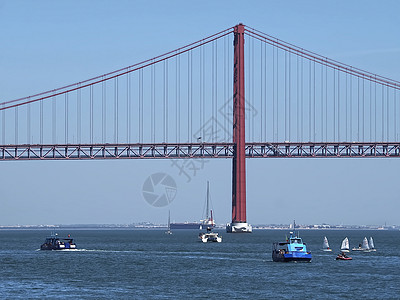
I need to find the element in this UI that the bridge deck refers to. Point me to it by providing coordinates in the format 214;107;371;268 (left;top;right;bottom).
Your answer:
1;142;400;160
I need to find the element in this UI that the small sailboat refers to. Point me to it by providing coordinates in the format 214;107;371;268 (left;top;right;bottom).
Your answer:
322;236;332;251
369;237;376;251
165;210;172;235
352;237;369;251
340;237;350;252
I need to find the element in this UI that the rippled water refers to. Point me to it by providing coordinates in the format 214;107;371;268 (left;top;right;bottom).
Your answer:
0;229;399;299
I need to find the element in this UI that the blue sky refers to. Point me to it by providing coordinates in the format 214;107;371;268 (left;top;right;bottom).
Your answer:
1;1;400;226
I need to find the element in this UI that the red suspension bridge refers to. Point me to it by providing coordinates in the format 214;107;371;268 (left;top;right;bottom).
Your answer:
1;24;400;232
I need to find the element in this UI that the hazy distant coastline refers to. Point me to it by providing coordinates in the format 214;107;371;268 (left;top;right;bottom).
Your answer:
0;223;398;231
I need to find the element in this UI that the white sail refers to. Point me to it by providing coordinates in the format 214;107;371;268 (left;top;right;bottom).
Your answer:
323;236;330;249
341;237;350;252
362;237;370;250
369;237;375;249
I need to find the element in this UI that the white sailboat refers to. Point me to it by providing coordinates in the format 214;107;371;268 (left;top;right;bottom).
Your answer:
352;237;369;251
198;181;222;243
341;237;350;252
200;181;215;230
165;210;172;235
369;237;376;251
322;236;332;251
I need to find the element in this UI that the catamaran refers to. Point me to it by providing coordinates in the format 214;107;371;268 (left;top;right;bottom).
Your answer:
198;227;222;243
340;237;350;252
198;181;222;242
352;237;369;251
369;237;376;251
322;236;332;251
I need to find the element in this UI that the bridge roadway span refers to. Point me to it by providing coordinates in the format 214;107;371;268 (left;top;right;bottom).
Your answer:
1;143;400;160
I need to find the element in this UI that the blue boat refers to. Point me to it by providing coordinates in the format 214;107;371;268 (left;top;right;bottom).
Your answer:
272;223;312;262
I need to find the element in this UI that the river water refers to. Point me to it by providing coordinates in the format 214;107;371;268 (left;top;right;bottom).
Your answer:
0;229;398;299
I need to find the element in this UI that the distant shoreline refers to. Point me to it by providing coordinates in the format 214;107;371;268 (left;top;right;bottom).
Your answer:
0;224;398;231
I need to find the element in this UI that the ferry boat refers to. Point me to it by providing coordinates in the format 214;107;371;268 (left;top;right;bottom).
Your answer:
198;228;222;243
40;233;77;250
272;222;312;262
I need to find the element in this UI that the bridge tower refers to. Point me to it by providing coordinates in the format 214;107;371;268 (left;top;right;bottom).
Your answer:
226;24;252;233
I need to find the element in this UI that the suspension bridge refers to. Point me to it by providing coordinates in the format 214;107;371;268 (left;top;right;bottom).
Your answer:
1;24;400;232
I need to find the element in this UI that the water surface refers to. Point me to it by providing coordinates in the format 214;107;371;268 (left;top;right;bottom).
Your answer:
0;229;398;299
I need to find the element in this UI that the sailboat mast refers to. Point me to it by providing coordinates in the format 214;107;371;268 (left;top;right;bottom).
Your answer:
206;181;210;220
293;220;296;235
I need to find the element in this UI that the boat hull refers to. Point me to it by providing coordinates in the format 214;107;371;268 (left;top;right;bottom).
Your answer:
272;252;312;262
336;256;352;260
40;244;76;251
201;236;222;243
199;232;222;243
226;222;252;233
170;223;201;230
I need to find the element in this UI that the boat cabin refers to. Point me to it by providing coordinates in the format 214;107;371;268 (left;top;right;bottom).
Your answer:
273;233;308;253
287;237;306;252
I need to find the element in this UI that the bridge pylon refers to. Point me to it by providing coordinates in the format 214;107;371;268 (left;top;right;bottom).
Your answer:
226;23;252;233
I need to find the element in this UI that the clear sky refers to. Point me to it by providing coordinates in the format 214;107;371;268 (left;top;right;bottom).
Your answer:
1;0;400;226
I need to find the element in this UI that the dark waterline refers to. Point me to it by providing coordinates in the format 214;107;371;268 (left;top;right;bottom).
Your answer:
0;229;399;299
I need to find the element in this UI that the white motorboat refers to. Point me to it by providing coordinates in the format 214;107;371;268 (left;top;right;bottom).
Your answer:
341;237;350;252
322;236;332;251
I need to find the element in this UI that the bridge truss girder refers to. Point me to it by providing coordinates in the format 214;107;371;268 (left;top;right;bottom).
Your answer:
1;142;400;161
